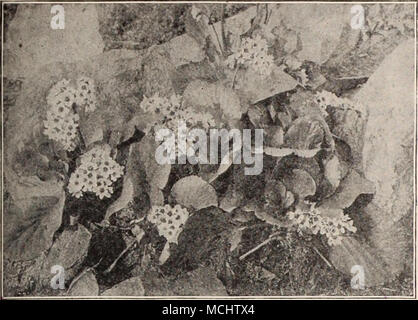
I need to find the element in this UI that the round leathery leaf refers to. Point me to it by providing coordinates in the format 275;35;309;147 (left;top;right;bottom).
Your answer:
281;169;316;199
284;117;324;150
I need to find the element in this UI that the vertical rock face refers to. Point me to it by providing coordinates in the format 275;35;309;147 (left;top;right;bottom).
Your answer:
355;39;415;278
357;39;414;224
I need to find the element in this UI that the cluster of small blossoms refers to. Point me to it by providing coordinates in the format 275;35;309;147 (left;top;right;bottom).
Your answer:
43;77;97;151
140;93;216;157
44;80;79;151
44;103;80;151
314;91;358;117
140;93;215;131
287;205;357;246
226;35;274;76
68;145;124;199
74;77;98;113
147;204;190;244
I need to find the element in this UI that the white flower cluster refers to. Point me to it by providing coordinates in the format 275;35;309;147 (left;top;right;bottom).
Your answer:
147;204;190;244
140;93;216;157
44;80;79;151
140;93;215;131
314;91;358;117
287;206;357;246
68;145;124;199
226;35;274;76
75;77;98;113
44;78;97;151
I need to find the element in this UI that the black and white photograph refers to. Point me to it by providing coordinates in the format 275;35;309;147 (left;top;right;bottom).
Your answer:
1;1;416;299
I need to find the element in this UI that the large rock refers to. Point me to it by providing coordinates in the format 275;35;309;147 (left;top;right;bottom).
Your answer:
356;39;414;224
4;4;104;79
352;39;414;283
329;39;414;288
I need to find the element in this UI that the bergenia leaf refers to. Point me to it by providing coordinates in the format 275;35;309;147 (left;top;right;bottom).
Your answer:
229;227;245;252
142;267;227;296
281;169;316;199
149;187;165;206
182;80;246;128
139;135;171;190
243;203;289;228
68;270;99;296
284;117;324;150
105;176;134;221
324;155;342;189
207;144;241;183
171;175;218;210
44;224;91;271
101;276;145;296
259;147;320;158
219;184;244;213
159;242;171;265
267;4;347;64
319;169;375;211
235;64;298;104
4;174;65;261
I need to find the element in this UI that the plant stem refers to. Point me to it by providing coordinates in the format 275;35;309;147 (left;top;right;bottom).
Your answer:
312;246;333;268
211;23;224;56
239;232;281;261
231;64;240;89
264;4;269;24
221;4;226;54
104;240;136;274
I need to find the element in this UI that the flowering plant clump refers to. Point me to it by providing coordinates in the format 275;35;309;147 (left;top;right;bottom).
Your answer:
44;77;98;151
147;204;190;244
287;204;357;246
140;93;217;157
226;35;274;76
314;91;359;117
68;144;124;199
140;93;216;132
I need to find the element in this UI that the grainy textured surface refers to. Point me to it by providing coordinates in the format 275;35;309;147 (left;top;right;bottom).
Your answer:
97;4;251;50
2;3;415;298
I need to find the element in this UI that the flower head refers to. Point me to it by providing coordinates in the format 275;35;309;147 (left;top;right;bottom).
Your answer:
68;144;124;199
44;77;99;151
287;205;356;246
44;109;79;152
140;93;217;159
314;91;359;117
75;77;97;112
147;204;190;244
226;35;274;76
